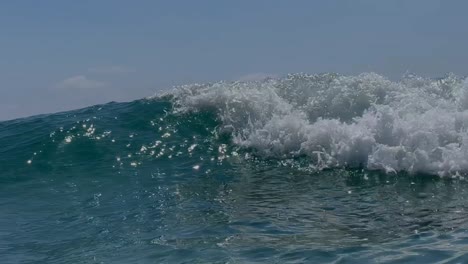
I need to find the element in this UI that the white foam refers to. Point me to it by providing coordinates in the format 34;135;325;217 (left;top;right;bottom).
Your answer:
163;72;468;176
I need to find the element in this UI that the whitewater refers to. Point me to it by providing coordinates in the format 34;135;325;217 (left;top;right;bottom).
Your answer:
165;72;468;177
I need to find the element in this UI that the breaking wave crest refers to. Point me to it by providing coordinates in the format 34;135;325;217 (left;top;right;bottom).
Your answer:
161;72;468;177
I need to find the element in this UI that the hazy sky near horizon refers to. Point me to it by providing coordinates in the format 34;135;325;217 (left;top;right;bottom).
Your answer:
1;0;468;120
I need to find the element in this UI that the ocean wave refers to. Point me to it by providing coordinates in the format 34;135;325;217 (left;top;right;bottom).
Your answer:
160;72;468;176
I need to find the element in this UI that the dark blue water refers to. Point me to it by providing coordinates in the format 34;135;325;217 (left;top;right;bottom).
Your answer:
3;73;468;263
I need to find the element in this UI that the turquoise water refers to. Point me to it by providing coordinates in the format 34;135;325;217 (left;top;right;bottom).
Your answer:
3;73;468;263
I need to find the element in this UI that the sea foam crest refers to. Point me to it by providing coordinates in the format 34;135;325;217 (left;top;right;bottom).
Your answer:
165;72;468;176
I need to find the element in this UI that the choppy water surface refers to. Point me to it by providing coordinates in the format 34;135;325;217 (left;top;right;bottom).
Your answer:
3;73;468;263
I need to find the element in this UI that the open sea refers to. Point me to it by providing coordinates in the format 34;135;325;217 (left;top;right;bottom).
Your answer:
3;73;468;263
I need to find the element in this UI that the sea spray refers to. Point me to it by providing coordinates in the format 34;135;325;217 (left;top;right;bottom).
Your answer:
164;72;468;176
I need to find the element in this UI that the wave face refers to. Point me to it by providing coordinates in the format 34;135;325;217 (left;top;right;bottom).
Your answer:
168;72;468;176
4;72;468;263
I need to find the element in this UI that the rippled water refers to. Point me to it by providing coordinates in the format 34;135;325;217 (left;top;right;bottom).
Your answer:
3;73;468;263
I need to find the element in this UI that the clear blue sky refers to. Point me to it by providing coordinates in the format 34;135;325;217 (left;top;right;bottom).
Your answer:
1;0;467;120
